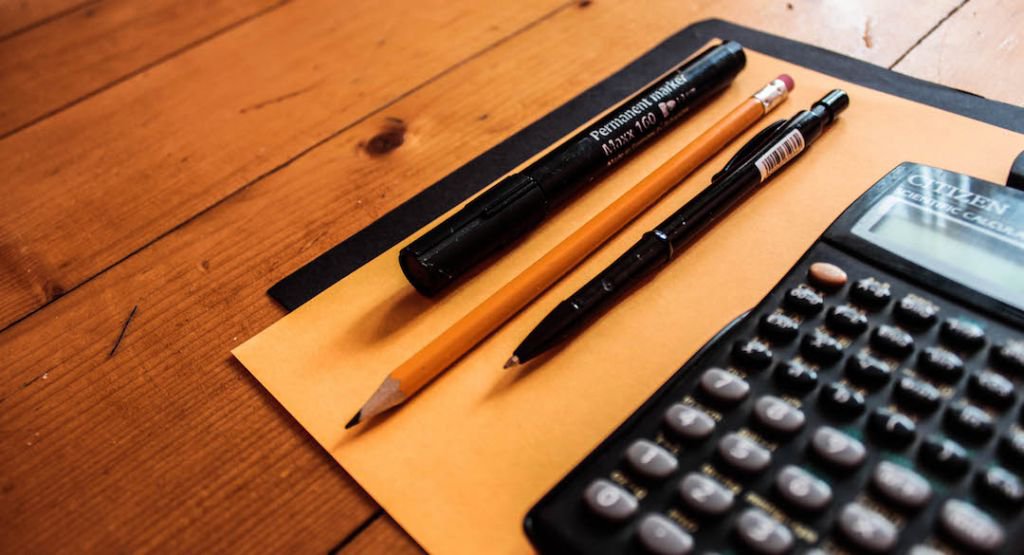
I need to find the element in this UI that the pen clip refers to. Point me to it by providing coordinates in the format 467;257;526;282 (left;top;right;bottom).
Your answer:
712;119;788;183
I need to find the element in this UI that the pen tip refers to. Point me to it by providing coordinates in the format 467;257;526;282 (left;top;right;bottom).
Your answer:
344;411;362;429
777;74;795;92
503;355;520;369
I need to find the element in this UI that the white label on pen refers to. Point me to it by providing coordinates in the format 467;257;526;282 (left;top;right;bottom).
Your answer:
754;129;805;181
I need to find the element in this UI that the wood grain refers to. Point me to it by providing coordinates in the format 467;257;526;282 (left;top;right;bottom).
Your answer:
894;0;1023;105
0;0;91;39
337;514;425;554
0;0;286;137
0;0;569;332
0;0;1015;552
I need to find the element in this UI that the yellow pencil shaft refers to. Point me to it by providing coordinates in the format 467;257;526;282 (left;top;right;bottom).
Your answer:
393;97;766;395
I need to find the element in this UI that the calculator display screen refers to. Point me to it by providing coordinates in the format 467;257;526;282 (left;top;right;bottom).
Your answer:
853;194;1024;310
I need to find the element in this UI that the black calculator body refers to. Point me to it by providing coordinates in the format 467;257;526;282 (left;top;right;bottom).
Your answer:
524;163;1024;554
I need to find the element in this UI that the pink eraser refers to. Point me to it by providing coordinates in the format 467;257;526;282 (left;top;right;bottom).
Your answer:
777;74;795;92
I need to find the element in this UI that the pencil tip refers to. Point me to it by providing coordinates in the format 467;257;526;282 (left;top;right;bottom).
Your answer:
344;411;362;429
503;355;520;369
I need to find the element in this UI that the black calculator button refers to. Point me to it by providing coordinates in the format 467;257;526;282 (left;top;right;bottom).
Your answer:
826;304;868;336
800;329;844;365
759;312;800;343
583;479;638;522
718;433;771;474
625;440;678;480
819;383;866;420
663;404;715;441
784;285;824;315
977;466;1024;510
735;508;794;555
636;514;694;555
919;436;970;478
945;402;995;444
968;370;1016;410
845;351;892;389
868;408;917;449
773;360;818;395
871;325;915;358
939;499;1005;553
700;368;750;404
893;376;942;415
732;339;773;370
940;318;986;352
871;461;932;509
999;429;1024;470
837;502;898;553
992;339;1024;375
678;472;734;516
894;294;940;329
917;347;965;383
811;426;866;470
775;465;832;511
753;396;805;436
807;262;847;291
850;277;891;310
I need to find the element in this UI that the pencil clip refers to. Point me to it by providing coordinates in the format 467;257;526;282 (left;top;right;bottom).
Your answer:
712;119;788;182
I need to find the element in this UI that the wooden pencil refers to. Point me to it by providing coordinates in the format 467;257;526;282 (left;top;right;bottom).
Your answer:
346;75;794;429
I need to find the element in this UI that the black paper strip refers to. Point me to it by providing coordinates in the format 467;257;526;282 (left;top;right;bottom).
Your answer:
270;19;1024;311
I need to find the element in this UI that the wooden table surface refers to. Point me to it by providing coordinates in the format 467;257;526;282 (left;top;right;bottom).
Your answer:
1;0;1021;552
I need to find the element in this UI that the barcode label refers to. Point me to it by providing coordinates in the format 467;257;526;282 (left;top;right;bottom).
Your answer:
754;129;805;180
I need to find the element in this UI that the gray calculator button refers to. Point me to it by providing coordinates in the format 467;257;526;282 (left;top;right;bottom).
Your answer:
754;396;806;435
583;479;637;522
718;433;771;473
700;368;750;403
678;472;734;515
636;514;693;555
811;426;866;469
626;440;678;479
775;465;832;511
939;499;1005;553
908;546;943;555
664;404;715;440
838;503;898;553
871;461;932;509
736;508;794;555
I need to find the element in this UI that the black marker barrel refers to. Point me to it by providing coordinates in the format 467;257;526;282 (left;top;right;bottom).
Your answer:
399;41;746;296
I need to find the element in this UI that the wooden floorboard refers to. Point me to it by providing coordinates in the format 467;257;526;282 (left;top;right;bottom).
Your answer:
0;0;568;333
0;0;93;39
0;0;287;138
893;0;1023;105
0;0;1015;552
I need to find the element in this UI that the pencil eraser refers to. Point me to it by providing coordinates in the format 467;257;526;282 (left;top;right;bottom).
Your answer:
777;74;795;92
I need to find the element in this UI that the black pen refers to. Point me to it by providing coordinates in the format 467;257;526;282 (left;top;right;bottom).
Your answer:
506;89;850;367
399;41;747;297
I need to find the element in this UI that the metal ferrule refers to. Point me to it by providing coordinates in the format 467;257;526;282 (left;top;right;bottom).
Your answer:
753;79;789;113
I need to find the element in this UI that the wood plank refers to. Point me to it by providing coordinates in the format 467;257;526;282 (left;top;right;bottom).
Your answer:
0;0;570;332
0;0;91;39
337;515;424;554
0;1;978;552
893;0;1024;105
0;0;286;137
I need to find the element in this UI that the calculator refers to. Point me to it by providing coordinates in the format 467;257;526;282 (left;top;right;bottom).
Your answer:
524;163;1024;554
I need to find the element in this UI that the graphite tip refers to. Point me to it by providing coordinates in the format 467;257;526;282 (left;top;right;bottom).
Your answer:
344;411;362;430
503;355;520;369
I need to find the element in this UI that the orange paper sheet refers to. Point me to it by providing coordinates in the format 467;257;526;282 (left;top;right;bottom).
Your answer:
233;48;1023;553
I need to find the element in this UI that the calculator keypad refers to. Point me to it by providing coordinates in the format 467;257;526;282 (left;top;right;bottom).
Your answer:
527;245;1024;554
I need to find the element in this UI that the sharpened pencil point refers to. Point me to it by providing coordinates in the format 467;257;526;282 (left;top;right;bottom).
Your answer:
503;355;520;369
344;411;362;429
